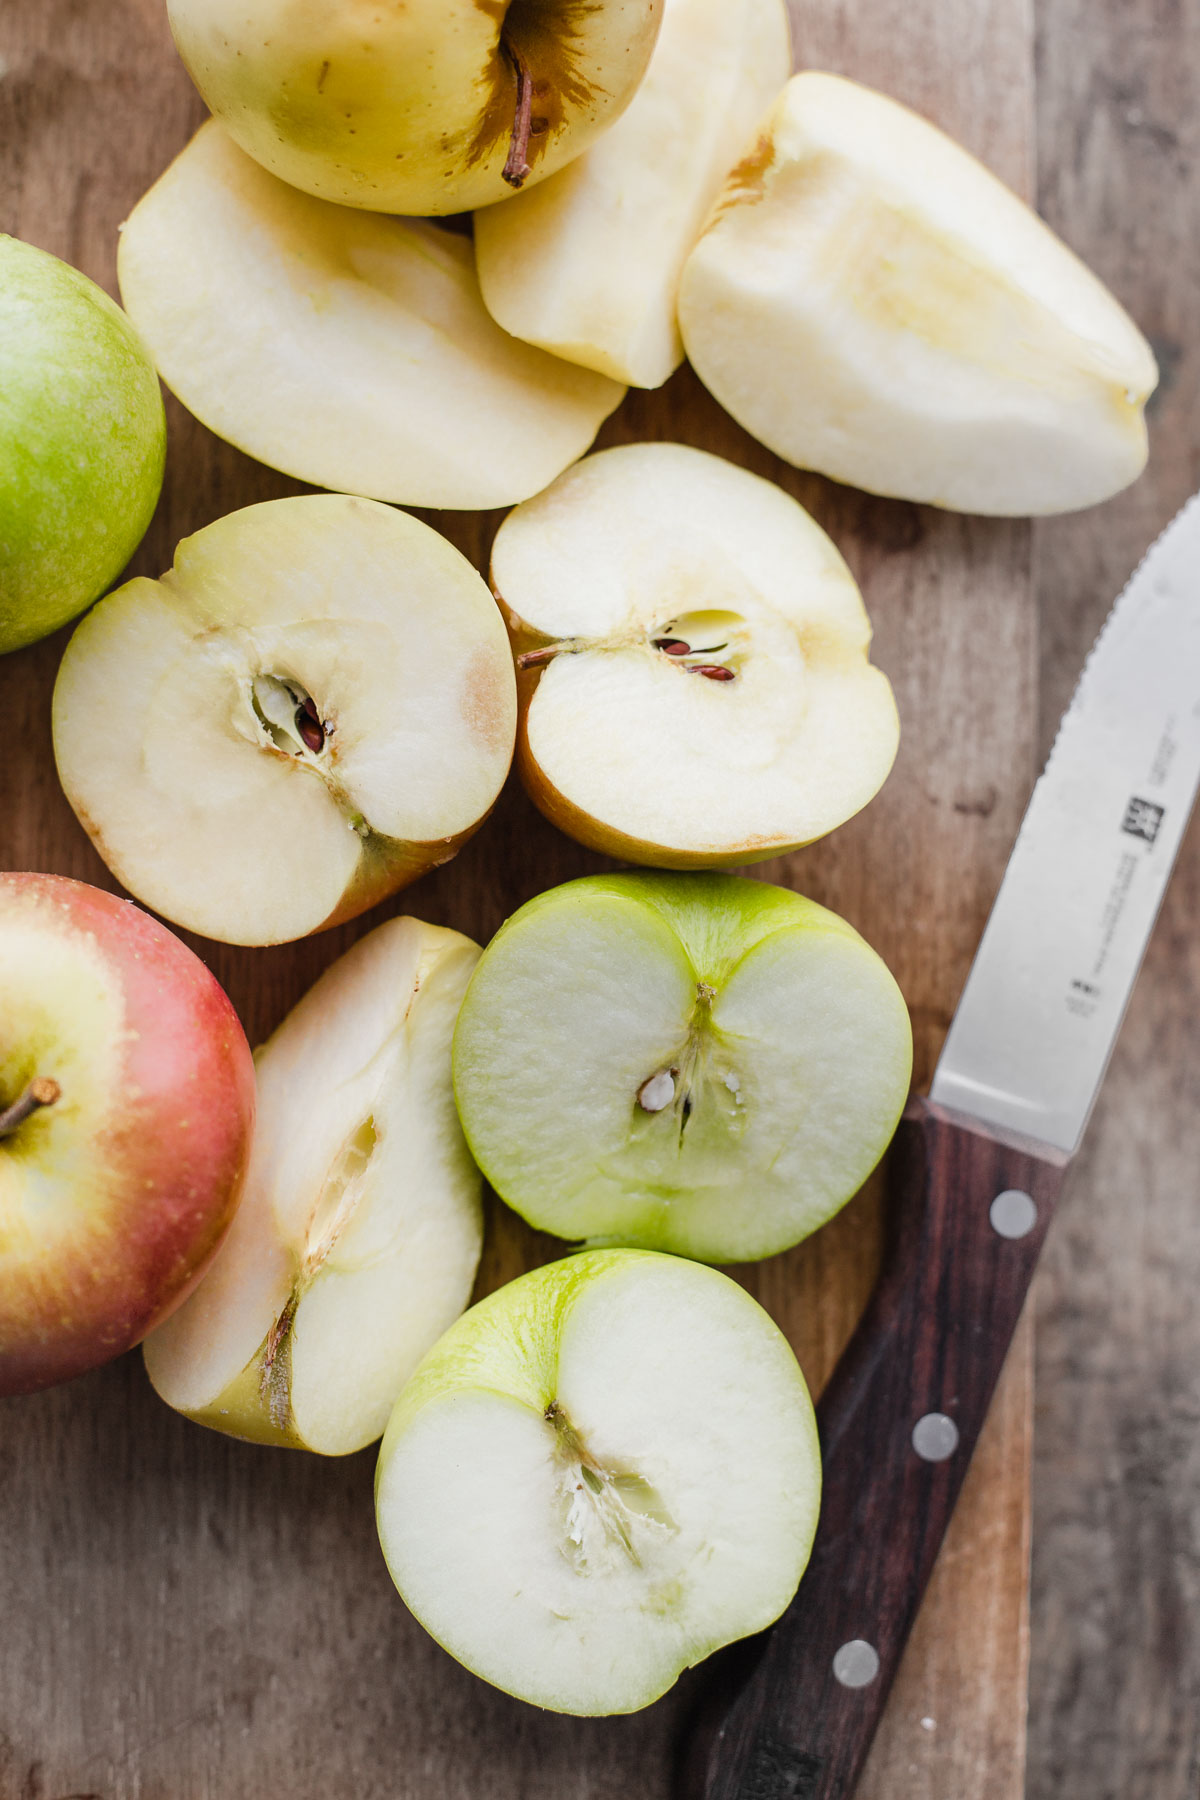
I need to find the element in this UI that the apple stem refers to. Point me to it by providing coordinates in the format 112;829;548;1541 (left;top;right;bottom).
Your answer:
0;1076;61;1139
517;644;563;670
501;41;535;188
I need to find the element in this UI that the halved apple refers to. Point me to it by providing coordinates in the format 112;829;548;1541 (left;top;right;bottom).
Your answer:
52;495;516;946
452;872;913;1262
491;441;898;864
376;1248;821;1713
474;0;791;387
144;916;484;1455
117;123;625;511
678;72;1158;516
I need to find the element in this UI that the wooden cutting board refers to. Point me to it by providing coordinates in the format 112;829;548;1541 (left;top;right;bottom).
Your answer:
0;1;1037;1794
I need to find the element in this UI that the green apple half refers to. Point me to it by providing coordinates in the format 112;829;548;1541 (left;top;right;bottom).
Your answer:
453;872;912;1262
117;124;624;511
0;236;165;655
167;0;663;217
52;494;516;946
376;1247;820;1713
145;916;483;1454
492;442;899;865
678;73;1158;516
474;0;791;387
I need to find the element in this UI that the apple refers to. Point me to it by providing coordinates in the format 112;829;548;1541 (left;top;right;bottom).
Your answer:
375;1247;821;1713
0;236;166;655
490;441;899;864
452;872;912;1263
475;0;791;388
0;873;255;1397
116;124;625;511
678;72;1159;516
165;0;663;218
52;494;517;947
144;915;483;1455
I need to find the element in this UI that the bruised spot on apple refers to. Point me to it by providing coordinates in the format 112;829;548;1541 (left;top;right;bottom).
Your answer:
144;916;484;1455
375;1249;821;1714
0;874;255;1398
492;442;899;866
452;871;913;1263
52;494;518;947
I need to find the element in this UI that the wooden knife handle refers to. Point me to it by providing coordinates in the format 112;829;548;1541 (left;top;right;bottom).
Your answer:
678;1096;1067;1800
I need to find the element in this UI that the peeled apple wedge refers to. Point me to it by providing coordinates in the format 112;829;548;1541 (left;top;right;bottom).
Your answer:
144;916;484;1455
166;0;662;217
474;0;791;388
376;1249;821;1712
117;123;624;511
52;495;516;946
452;873;913;1262
678;72;1159;516
491;441;898;864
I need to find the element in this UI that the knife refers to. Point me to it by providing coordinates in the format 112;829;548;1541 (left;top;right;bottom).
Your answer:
678;494;1200;1800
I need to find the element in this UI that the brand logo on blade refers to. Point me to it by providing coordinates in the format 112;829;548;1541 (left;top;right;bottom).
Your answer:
1121;796;1165;844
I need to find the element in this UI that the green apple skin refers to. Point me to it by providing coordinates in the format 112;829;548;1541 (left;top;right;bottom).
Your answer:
0;236;166;654
376;1247;821;1715
453;872;913;1262
0;873;255;1397
166;0;663;217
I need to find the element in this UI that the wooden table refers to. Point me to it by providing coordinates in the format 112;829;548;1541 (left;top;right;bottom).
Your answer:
1;0;1184;1794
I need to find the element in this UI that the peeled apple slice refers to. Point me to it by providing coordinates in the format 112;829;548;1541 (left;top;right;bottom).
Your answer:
491;441;898;864
678;72;1159;516
474;0;791;388
52;494;516;946
144;916;484;1455
452;872;913;1262
116;122;625;510
376;1249;821;1713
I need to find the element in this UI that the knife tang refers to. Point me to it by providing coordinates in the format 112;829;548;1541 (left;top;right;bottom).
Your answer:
679;1097;1066;1800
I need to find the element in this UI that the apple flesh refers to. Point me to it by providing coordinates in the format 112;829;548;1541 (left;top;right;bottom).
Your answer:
678;72;1159;516
491;441;899;864
0;236;165;655
144;916;483;1455
0;873;255;1397
167;0;662;217
452;872;912;1262
376;1247;820;1713
474;0;790;387
52;494;517;946
117;124;624;511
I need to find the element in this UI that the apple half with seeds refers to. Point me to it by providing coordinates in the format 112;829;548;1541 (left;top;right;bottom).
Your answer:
491;441;899;864
678;72;1159;515
145;915;483;1454
376;1248;821;1713
117;123;625;511
452;872;912;1262
52;494;516;946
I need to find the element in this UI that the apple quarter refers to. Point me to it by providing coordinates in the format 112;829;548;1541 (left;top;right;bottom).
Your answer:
376;1249;821;1714
453;872;913;1262
116;123;625;511
492;442;899;864
52;494;517;947
144;916;484;1455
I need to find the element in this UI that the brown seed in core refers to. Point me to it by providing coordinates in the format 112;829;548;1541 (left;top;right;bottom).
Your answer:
654;639;691;656
691;664;736;681
296;698;326;754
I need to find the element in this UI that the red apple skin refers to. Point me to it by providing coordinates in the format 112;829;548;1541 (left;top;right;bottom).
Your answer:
0;873;256;1397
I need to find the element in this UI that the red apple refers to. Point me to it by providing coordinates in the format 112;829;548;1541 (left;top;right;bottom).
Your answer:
0;873;255;1396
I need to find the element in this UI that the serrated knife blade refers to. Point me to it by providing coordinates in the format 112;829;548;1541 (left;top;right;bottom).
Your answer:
931;495;1200;1153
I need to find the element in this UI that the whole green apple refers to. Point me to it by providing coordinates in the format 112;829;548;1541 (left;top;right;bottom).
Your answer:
0;236;166;654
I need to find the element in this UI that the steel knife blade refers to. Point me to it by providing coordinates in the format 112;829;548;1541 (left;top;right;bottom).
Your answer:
680;496;1200;1800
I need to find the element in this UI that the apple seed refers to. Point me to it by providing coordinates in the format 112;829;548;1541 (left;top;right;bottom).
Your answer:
691;664;736;681
653;638;692;656
636;1068;677;1113
0;1076;61;1139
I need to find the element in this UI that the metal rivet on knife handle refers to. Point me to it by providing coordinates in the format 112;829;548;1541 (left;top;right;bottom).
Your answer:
912;1413;960;1462
989;1188;1038;1239
832;1641;881;1689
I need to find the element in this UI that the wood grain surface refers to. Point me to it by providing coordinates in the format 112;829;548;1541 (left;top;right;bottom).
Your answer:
0;0;1150;1793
